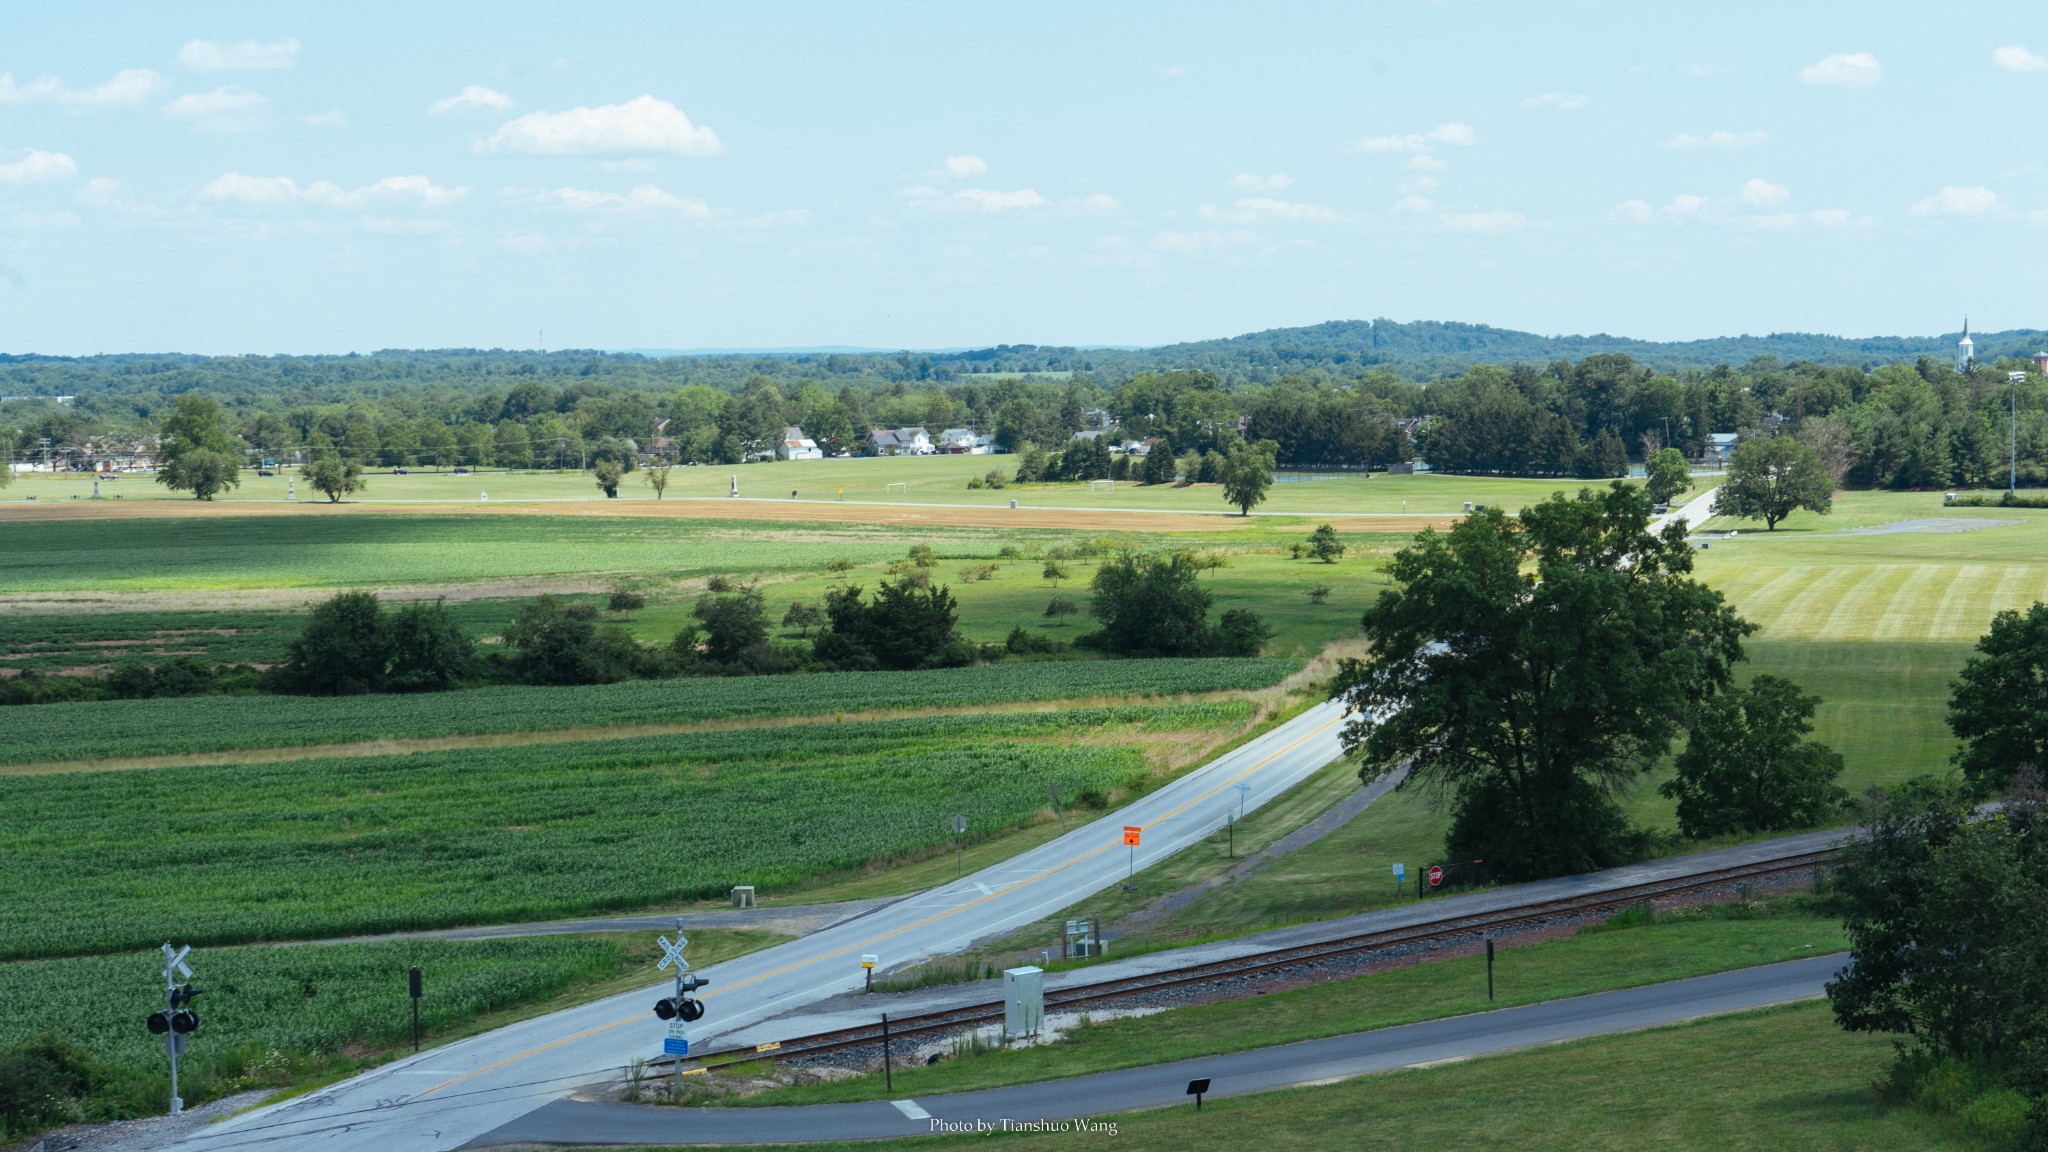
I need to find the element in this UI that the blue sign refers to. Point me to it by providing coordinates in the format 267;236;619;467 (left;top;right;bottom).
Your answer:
1393;863;1406;882
663;1036;689;1056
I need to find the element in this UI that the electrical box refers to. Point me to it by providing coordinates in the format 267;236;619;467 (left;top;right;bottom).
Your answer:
731;886;755;909
1003;966;1044;1040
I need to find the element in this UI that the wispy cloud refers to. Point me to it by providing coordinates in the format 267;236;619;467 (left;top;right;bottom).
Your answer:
178;38;300;72
1149;229;1259;253
0;149;77;184
1994;45;2048;73
1663;130;1768;150
903;185;1047;213
944;155;987;178
0;68;161;107
431;85;513;114
202;172;468;208
1354;122;1474;153
517;184;714;217
1521;93;1590;111
480;96;721;156
1799;52;1881;87
164;86;269;132
1912;185;2003;216
1612;200;1653;224
1739;179;1789;207
1205;197;1339;224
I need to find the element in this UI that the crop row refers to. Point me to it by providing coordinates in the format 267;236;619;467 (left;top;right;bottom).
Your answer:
0;657;1293;765
0;935;636;1077
0;704;1250;960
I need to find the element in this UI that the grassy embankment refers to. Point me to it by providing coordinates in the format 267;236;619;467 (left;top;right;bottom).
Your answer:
651;1002;1962;1152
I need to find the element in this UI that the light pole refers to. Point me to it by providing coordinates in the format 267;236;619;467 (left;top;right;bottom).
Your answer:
2010;371;2026;496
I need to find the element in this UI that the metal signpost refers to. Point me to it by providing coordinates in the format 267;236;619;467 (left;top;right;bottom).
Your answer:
1226;812;1235;859
1392;862;1406;893
408;966;423;1052
1122;825;1141;888
952;814;968;877
861;953;879;992
1235;781;1251;820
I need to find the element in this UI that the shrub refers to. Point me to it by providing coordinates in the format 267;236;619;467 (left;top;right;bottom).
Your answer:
607;588;647;612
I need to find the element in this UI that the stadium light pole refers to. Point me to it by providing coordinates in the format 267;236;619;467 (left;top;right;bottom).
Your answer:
2011;371;2026;495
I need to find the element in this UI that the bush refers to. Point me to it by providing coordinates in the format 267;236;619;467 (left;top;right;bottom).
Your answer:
1306;584;1331;605
983;469;1009;490
1044;595;1080;621
0;1034;104;1138
812;580;971;671
607;588;647;612
1003;627;1068;655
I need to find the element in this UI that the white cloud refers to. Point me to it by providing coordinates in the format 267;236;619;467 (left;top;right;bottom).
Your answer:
1407;155;1450;171
1663;130;1768;150
301;110;347;128
1392;195;1434;213
0;149;78;185
522;184;713;217
1521;92;1590;111
1355;122;1475;153
1808;209;1854;228
1800;52;1882;87
1739;179;1789;207
1149;229;1258;253
164;86;269;132
1612;199;1653;223
178;38;300;72
1912;185;2003;216
201;172;468;208
944;155;987;178
1995;45;2048;73
0;68;162;107
431;85;514;114
1685;63;1738;77
1067;193;1120;215
76;177;120;204
480;95;721;156
1401;177;1438;193
1440;210;1527;233
1211;197;1339;224
1232;172;1292;191
1666;194;1708;216
905;185;1047;213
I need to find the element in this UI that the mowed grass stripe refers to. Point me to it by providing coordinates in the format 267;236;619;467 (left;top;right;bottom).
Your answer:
1869;565;1943;642
1746;564;1857;640
1927;564;1989;640
1712;565;1804;626
1815;566;1896;641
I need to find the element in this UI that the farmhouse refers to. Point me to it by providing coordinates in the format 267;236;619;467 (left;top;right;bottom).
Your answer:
779;426;823;460
866;427;934;456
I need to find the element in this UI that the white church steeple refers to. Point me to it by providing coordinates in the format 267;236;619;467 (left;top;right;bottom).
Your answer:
1959;318;1975;372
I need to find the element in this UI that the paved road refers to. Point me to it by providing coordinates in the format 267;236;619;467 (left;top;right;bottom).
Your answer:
469;954;1847;1147
161;699;1355;1152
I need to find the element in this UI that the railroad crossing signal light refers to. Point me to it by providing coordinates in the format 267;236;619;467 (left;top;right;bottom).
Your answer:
653;996;707;1022
171;1010;200;1034
654;997;679;1020
147;1011;170;1035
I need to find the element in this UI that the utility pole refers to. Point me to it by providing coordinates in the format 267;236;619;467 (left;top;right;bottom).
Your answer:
2010;371;2025;495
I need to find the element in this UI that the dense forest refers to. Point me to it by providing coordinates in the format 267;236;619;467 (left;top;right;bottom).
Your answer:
4;318;2047;487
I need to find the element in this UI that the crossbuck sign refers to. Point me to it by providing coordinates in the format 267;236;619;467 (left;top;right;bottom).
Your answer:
657;934;690;974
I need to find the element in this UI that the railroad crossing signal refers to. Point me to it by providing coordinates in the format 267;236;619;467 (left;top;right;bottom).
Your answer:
652;930;709;1028
150;943;197;1114
657;934;690;974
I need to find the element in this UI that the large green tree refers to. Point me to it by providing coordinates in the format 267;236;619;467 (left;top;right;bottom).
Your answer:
1336;483;1752;880
156;392;242;500
1660;674;1848;838
307;456;364;502
812;579;970;671
1712;434;1834;529
277;591;392;695
1643;446;1691;505
1948;601;2048;794
1219;437;1278;515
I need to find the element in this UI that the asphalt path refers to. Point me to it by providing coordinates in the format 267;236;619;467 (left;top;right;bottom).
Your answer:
469;954;1848;1147
161;698;1355;1152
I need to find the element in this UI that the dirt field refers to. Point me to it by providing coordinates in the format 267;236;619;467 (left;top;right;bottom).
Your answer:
0;495;1454;535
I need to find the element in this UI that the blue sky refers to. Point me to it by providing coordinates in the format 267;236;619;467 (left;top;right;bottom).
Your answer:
2;2;2046;354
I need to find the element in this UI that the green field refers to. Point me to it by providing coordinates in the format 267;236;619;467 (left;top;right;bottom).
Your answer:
4;460;1607;517
0;658;1294;767
730;1003;1958;1152
0;704;1249;960
0;928;785;1128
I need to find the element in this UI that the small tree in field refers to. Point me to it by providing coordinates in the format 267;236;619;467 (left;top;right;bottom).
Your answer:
782;600;824;638
1044;595;1079;623
644;461;672;499
1713;435;1833;530
308;456;364;503
1219;439;1278;515
1306;523;1346;563
1043;560;1070;588
594;459;623;498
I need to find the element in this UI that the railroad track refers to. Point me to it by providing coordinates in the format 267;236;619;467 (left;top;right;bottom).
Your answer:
674;845;1838;1073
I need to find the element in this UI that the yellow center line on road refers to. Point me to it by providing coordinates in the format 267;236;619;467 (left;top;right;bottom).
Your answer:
418;710;1347;1098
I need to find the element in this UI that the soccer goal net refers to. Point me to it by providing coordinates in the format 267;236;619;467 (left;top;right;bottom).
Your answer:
1087;479;1115;492
884;481;909;494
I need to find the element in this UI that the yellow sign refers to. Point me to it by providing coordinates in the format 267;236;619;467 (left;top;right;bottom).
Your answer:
755;1041;781;1053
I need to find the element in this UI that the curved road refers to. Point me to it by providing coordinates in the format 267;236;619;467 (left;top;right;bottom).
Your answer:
163;699;1354;1152
472;954;1845;1147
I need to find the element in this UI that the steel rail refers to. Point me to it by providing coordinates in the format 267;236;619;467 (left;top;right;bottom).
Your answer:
666;845;1838;1074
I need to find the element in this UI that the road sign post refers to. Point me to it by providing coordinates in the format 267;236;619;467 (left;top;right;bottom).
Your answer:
881;1012;893;1093
1392;863;1406;894
1235;781;1251;821
1187;1077;1211;1110
861;953;878;992
1122;825;1141;887
1226;812;1235;859
1486;938;1495;1001
408;965;422;1052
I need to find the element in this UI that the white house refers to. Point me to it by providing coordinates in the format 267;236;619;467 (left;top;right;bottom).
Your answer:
779;425;823;460
866;427;934;456
935;428;978;454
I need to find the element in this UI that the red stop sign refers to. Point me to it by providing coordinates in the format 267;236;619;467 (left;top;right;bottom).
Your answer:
1428;865;1444;887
